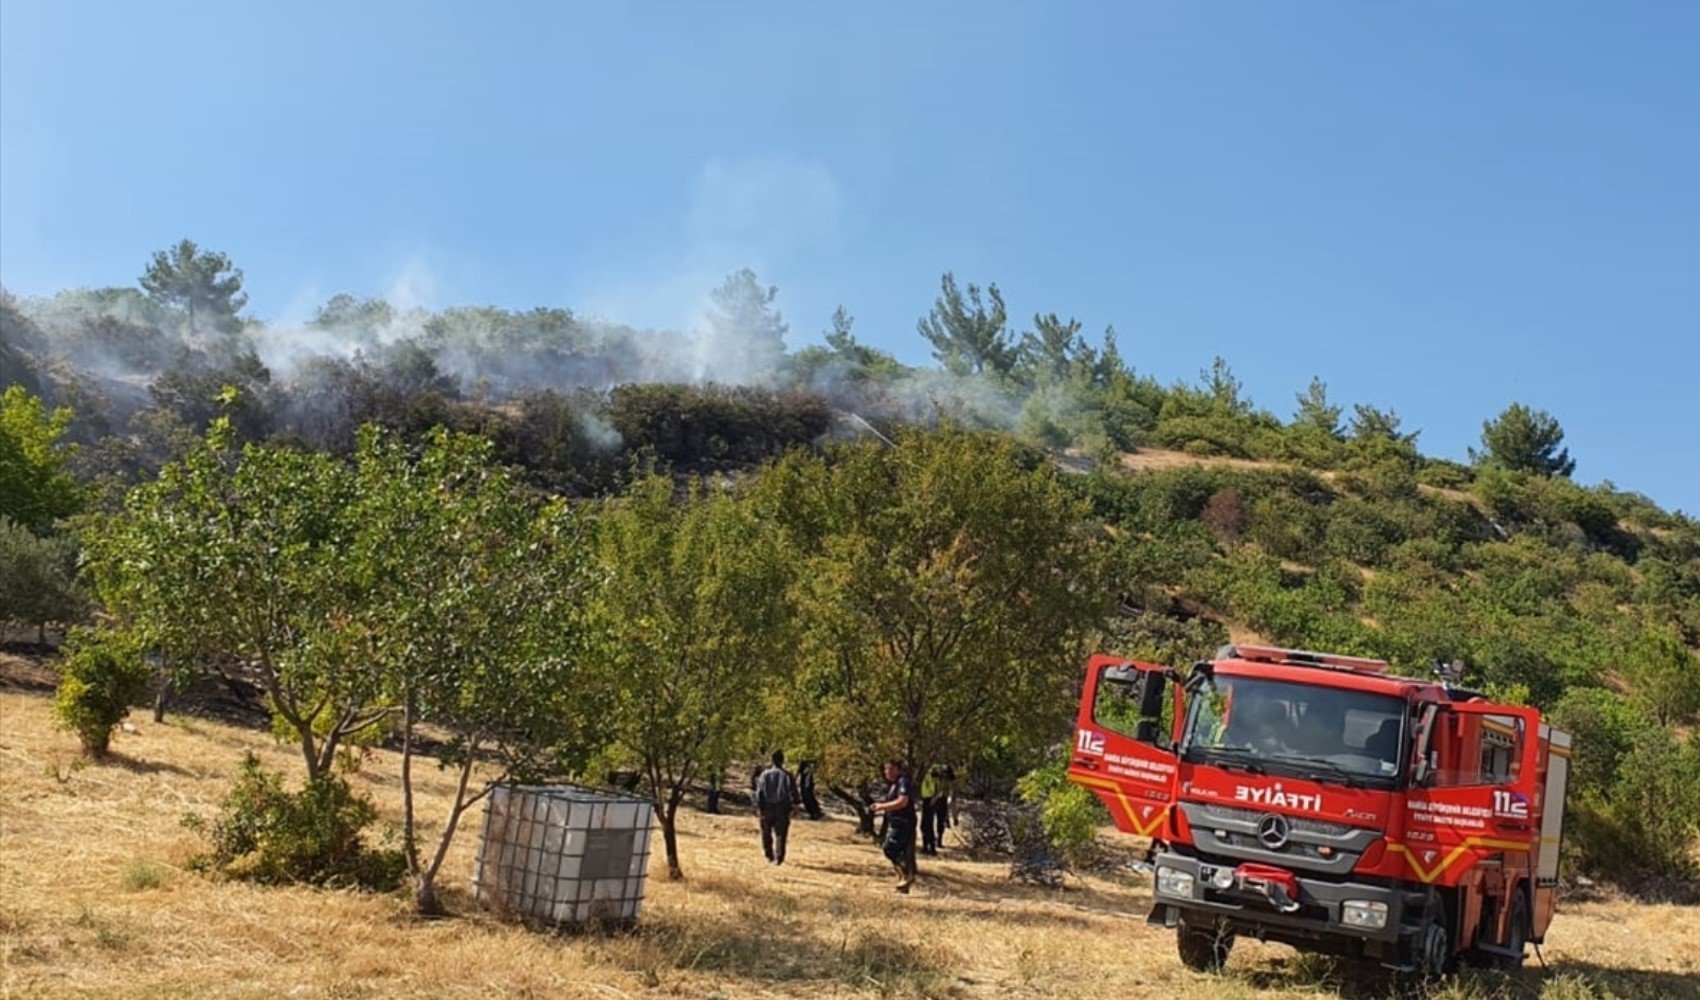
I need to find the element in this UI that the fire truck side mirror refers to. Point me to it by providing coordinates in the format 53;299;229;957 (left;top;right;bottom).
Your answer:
1134;668;1167;745
1413;749;1438;787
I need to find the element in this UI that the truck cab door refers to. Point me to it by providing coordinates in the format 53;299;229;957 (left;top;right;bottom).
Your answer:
1398;702;1541;886
1067;654;1179;838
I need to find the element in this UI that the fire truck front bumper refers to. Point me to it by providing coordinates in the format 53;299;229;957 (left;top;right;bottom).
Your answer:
1148;854;1413;950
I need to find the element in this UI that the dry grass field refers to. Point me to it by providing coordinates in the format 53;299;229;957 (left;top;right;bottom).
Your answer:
2;664;1697;1000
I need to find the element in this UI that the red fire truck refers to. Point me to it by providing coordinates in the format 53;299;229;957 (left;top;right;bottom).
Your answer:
1067;644;1571;976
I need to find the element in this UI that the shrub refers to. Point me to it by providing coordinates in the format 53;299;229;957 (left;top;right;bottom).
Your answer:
1199;488;1247;544
51;627;151;759
121;859;167;891
1417;458;1474;491
1551;689;1700;885
1016;755;1105;870
607;383;832;468
1567;727;1700;886
186;753;403;889
0;517;88;638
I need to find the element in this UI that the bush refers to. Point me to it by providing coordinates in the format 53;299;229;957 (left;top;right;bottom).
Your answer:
51;627;151;759
0;518;88;638
1015;753;1107;871
1568;727;1700;886
1417;458;1474;491
1551;689;1700;886
186;753;403;889
607;383;832;468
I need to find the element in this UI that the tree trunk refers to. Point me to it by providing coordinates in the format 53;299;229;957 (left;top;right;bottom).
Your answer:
82;732;110;760
659;804;683;880
412;737;482;917
152;668;172;724
401;694;420;882
829;785;877;837
414;878;441;917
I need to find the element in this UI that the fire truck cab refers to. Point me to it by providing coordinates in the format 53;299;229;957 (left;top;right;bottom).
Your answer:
1067;644;1571;976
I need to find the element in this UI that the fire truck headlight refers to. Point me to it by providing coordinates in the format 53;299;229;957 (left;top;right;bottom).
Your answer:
1341;900;1388;929
1155;867;1194;898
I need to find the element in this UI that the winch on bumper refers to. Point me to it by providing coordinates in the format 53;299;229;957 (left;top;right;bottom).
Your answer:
1147;852;1411;952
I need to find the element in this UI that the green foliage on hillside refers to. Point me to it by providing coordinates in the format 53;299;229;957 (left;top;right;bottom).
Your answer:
6;245;1699;891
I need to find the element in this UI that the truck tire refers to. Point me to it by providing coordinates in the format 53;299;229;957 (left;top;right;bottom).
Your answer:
1415;917;1454;979
1498;892;1529;972
1176;920;1234;973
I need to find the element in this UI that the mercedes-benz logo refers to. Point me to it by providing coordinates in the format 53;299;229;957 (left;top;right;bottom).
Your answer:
1257;813;1291;850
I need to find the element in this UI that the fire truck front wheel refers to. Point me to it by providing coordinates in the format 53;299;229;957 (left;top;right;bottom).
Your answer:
1414;917;1455;979
1176;919;1235;973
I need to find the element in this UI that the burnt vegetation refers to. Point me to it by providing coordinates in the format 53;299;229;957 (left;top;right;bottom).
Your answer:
2;243;1698;899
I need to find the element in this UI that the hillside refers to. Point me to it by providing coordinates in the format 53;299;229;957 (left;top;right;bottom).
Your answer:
2;674;1697;1000
5;257;1700;898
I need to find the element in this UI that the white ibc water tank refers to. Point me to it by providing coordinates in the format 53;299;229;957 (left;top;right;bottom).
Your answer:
472;784;655;925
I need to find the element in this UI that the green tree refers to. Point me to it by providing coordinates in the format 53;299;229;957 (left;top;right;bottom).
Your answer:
589;475;795;879
1198;356;1251;415
1020;313;1087;383
0;386;83;531
755;426;1108;857
823;306;901;379
310;293;394;347
1348;403;1417;445
701;268;789;382
352;427;601;914
791;306;904;387
917;273;1014;377
1471;402;1576;478
87;417;384;780
1621;623;1700;727
1293;377;1344;438
139;239;248;336
0;517;88;641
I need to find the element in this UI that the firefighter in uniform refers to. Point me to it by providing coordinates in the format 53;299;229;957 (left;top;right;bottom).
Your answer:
872;758;918;893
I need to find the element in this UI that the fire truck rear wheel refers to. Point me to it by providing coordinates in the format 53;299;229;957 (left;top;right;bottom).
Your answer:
1176;921;1235;973
1499;892;1529;971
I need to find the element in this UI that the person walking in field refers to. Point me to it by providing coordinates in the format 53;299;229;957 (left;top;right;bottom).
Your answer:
871;758;917;893
754;750;798;865
920;764;955;855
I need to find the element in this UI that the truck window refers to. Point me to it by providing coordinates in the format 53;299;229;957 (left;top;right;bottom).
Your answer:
1184;675;1406;784
1093;665;1167;744
1427;711;1524;787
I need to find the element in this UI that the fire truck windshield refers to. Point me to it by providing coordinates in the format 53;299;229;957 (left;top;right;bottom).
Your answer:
1182;675;1406;785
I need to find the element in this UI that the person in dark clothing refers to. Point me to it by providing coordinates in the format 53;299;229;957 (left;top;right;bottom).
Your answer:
919;764;955;855
704;766;724;814
797;760;823;820
753;750;798;865
871;758;917;893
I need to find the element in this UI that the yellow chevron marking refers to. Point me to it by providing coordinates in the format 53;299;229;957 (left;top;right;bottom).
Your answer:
1073;774;1169;837
1387;837;1530;883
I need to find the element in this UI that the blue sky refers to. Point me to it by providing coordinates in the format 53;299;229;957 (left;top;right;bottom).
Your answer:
3;2;1696;512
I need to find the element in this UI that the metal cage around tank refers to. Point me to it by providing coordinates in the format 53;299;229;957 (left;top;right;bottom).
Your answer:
472;784;655;926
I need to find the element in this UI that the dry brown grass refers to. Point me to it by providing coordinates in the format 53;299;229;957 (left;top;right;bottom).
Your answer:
3;682;1697;1000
